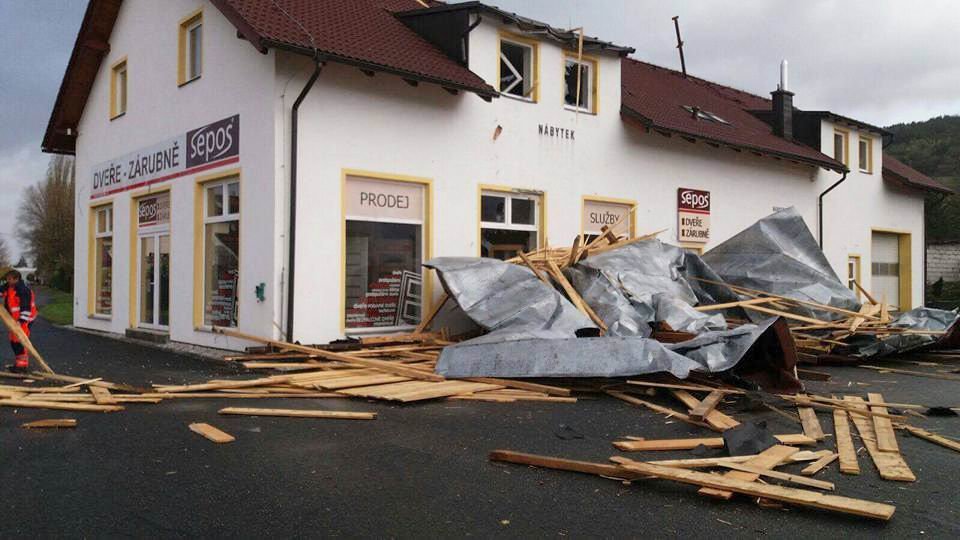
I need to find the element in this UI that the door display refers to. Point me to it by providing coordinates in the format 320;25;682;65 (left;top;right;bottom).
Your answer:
871;232;900;310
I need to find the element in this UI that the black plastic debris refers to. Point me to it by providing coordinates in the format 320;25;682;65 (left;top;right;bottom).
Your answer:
554;424;584;440
925;406;959;417
723;421;778;456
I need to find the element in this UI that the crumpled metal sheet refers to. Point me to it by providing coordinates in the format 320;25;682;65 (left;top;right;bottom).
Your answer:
423;257;596;342
435;319;776;379
853;306;960;357
563;240;725;336
702;207;860;320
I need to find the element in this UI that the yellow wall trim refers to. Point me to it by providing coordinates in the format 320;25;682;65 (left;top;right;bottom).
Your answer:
177;8;203;86
109;56;127;120
858;134;874;174
87;199;115;317
339;169;434;335
833;127;850;167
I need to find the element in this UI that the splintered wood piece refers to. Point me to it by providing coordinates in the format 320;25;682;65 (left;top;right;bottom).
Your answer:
858;365;960;381
867;393;899;453
798;406;825;441
218;407;376;420
518;251;550;284
833;409;860;475
610;457;895;521
89;386;117;405
899;424;960;453
489;450;647;481
544;260;608;332
716;462;835;490
338;380;501;402
465;378;571;397
613;434;816;452
689;390;724;421
0;399;124;413
699;444;798;500
606;390;713;430
844;397;915;482
189;422;235;443
649;450;826;469
801;453;839;476
0;306;54;373
670;389;739;430
21;418;77;429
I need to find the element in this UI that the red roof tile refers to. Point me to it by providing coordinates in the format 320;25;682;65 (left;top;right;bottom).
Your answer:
213;0;497;97
620;58;844;171
883;154;952;193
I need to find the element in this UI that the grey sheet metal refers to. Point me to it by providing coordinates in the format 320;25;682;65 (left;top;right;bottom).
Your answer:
423;257;596;342
702;207;860;320
853;306;960;357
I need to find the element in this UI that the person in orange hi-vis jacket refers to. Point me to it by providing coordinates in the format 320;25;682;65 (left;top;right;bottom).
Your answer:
1;268;38;372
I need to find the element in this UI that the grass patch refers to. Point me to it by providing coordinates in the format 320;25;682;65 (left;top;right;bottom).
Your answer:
39;287;73;326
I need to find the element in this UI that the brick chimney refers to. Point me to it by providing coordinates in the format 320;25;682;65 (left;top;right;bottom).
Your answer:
771;60;793;139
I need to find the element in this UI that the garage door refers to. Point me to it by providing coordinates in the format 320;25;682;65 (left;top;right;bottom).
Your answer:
871;232;900;310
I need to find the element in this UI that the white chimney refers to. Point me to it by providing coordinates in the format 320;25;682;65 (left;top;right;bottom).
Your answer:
780;59;789;92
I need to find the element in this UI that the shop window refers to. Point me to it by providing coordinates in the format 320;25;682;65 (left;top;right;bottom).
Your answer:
110;58;127;119
202;179;240;327
178;10;203;85
93;205;114;316
481;191;541;260
564;54;597;113
858;136;873;173
499;36;537;101
833;129;848;166
582;198;632;244
344;175;427;331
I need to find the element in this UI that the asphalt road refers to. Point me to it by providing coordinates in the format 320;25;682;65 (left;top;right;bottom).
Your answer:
1;319;959;538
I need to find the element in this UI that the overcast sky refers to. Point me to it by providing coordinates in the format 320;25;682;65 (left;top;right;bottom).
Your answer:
0;0;958;257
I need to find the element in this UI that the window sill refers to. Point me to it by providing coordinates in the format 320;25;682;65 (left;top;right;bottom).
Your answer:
109;111;126;121
564;105;596;116
859;169;873;174
89;313;112;321
178;75;201;88
500;93;537;104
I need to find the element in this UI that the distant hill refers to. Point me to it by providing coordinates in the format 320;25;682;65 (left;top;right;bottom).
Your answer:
885;115;960;242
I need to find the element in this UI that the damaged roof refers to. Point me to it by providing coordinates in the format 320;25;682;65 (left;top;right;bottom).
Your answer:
620;58;847;172
883;154;952;194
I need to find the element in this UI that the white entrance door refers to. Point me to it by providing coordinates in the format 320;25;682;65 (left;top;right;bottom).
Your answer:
138;233;170;329
871;232;900;310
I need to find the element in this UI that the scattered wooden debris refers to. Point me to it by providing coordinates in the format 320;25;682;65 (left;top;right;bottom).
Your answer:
21;419;77;429
801;452;839;476
833;408;861;475
218;407;376;420
843;396;915;482
898;424;960;453
613;434;816;452
189;422;236;443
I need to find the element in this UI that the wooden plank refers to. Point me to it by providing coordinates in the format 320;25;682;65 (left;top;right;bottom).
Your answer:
414;293;448;334
89;386;117;405
798;406;825;441
465;378;571;397
518;251;550;284
626;380;742;394
545;260;608;332
833;409;861;475
339;380;501;402
189;422;235;443
62;377;104;389
898;424;960;453
688;390;724;421
489;449;647;481
717;461;835;490
0;398;124;412
670;389;739;430
858;364;960;382
610;457;895;521
741;304;830;326
211;327;445;382
606;391;713;430
613;433;816;451
801;453;839;476
218;407;376;420
867;393;899;453
843;397;915;482
694;297;779;312
0;305;54;373
649;450;826;469
21;419;77;428
699;444;798;500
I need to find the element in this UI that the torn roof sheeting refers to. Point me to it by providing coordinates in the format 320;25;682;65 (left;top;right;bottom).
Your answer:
423;257;596;342
702;207;861;319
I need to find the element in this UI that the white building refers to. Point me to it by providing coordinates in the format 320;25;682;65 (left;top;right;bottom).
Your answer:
44;0;949;350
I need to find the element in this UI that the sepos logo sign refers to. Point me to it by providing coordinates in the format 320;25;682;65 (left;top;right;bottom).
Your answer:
677;187;710;243
91;115;240;199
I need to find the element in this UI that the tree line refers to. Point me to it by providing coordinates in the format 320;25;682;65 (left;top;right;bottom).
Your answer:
15;155;75;290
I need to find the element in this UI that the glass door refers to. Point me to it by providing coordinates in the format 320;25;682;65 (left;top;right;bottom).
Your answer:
138;233;170;329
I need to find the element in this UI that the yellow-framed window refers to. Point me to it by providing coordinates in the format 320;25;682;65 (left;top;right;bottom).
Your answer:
832;128;849;166
498;32;539;102
89;204;114;317
480;187;543;259
195;174;240;329
178;9;203;85
581;196;634;244
109;58;127;119
858;135;874;173
563;52;598;114
847;254;862;298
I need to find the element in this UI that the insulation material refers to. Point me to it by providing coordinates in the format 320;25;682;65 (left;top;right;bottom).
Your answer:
702;207;861;320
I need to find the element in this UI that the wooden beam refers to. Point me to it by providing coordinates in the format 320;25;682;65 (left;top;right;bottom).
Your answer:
21;419;77;428
699;444;798;500
0;398;123;412
843;396;915;482
610;457;895;521
606;390;713;430
218;407;376;420
649;450;826;469
688;390;724;421
797;405;825;441
801;453;838;476
716;462;835;490
189;422;236;443
898;424;960;453
858;364;960;382
414;293;448;334
833;409;860;475
0;306;53;373
670;389;739;430
488;449;646;481
613;433;816;451
867;393;899;453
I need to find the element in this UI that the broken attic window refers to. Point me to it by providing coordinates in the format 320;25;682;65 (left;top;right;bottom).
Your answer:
682;105;730;125
500;40;535;99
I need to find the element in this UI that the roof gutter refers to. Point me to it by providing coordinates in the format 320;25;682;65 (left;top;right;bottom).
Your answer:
286;61;323;343
818;170;849;248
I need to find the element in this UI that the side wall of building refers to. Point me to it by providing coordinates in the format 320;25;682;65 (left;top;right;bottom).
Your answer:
72;0;278;350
